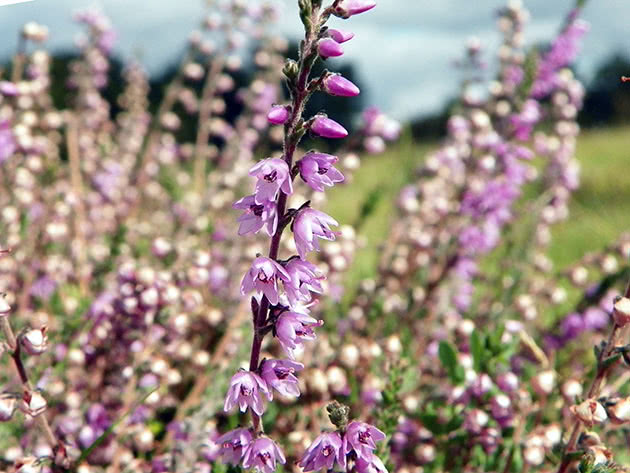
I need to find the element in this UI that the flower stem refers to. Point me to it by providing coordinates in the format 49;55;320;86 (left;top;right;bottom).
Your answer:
246;1;322;434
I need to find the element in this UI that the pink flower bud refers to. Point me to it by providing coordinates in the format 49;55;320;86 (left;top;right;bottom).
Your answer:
0;81;18;97
267;105;290;125
21;327;48;355
613;296;630;327
311;116;348;139
318;38;344;59
324;74;360;97
334;0;376;19
328;29;355;43
0;393;17;421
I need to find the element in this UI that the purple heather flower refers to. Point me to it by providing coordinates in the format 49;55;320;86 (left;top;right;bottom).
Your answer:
299;432;346;471
311;116;348;139
0;121;16;164
233;195;278;236
284;258;324;306
260;359;303;398
275;310;322;359
343;421;386;460
267;105;290;125
217;428;253;465
293;208;339;259
356;453;389;473
241;256;291;306
324;74;360;97
364;136;385;154
318;38;344;58
0;81;18;97
298;152;345;192
328;29;355;43
224;370;271;416
242;437;286;473
334;0;377;18
249;157;293;204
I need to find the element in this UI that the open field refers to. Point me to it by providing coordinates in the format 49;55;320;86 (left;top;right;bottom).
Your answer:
326;125;630;288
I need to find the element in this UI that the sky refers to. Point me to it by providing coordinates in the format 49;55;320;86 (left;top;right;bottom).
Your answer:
0;0;628;121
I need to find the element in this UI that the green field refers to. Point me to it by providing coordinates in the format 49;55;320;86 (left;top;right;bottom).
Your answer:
326;125;630;287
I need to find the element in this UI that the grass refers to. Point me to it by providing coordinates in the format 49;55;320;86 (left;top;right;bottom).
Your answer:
325;125;630;288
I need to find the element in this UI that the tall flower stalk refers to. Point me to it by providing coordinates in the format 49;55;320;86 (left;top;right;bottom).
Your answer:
219;0;378;470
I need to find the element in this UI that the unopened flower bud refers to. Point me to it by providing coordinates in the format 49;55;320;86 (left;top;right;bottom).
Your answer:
328;29;354;43
333;0;377;19
0;296;11;316
21;327;48;355
612;296;630;327
606;397;630;424
0;393;17;421
324;74;360;97
531;370;555;396
267;105;290;125
311;116;348;139
20;390;47;417
570;399;608;427
318;38;344;59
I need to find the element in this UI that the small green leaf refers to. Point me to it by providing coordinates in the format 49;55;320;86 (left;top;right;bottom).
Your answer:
438;341;461;383
600;353;621;370
470;330;485;372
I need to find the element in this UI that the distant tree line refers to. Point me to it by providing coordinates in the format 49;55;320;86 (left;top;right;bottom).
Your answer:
3;48;629;143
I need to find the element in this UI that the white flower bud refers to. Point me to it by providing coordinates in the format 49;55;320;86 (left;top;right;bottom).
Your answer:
0;393;17;421
606;397;630;424
21;327;48;355
613;297;630;327
570;399;608;427
532;370;555;396
0;296;11;316
20;391;47;417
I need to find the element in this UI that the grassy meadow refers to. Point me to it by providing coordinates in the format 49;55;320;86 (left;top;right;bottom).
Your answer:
326;125;630;289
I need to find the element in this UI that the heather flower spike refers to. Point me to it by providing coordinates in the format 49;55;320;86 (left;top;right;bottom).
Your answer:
222;1;376;471
249;157;293;204
224;371;271;416
241;256;291;305
324;74;360;97
311;116;348;139
298;152;345;192
318;38;344;58
267;105;290;125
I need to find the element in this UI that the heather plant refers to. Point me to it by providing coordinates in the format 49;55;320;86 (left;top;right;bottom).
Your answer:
0;0;630;473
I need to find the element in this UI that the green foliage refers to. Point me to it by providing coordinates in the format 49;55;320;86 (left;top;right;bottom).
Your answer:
438;341;465;384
